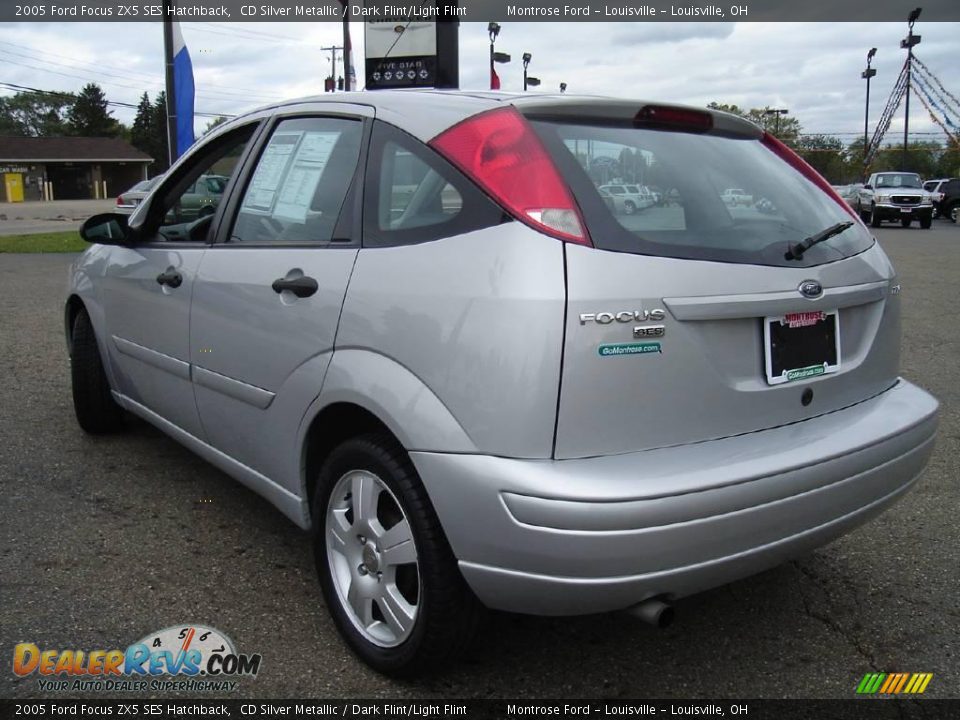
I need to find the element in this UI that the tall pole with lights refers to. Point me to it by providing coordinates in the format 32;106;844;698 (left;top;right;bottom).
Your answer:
901;7;922;169
523;52;531;91
488;22;509;90
765;108;789;137
861;48;877;177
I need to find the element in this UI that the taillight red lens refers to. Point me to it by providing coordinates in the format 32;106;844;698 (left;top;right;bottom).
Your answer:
761;132;859;221
429;106;591;245
116;196;125;205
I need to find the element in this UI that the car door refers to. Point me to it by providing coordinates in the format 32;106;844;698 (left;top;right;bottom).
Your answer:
189;110;370;484
99;124;261;438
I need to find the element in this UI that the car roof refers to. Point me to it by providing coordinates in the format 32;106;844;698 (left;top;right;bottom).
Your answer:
212;89;763;144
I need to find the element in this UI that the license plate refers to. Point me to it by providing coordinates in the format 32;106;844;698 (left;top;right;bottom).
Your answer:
763;310;840;385
900;208;912;213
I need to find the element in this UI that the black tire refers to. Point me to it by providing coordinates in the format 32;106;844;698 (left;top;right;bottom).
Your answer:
312;433;480;677
949;202;959;224
920;215;932;230
70;308;123;434
623;200;636;215
870;206;882;228
901;217;911;228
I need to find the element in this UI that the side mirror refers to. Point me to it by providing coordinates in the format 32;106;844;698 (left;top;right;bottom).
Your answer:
863;184;872;190
79;213;130;246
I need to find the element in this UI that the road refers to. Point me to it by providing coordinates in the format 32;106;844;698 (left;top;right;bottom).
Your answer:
1;222;958;700
0;200;116;236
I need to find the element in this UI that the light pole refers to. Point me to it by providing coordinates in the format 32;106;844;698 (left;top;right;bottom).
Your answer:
901;7;922;170
522;52;531;91
764;108;789;137
861;48;877;177
560;82;567;93
488;22;500;90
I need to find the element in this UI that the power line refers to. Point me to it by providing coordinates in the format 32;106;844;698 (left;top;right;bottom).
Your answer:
0;81;235;118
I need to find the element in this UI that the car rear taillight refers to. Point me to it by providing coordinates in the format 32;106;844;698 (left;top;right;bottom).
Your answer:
429;106;591;245
116;195;125;206
635;105;713;133
761;133;859;221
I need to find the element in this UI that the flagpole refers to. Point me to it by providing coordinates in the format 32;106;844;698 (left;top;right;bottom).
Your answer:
162;0;177;166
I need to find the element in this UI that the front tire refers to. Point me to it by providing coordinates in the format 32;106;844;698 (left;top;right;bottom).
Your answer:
870;205;882;228
949;202;959;224
623;200;636;215
920;215;932;229
312;434;479;677
901;217;911;228
70;307;123;434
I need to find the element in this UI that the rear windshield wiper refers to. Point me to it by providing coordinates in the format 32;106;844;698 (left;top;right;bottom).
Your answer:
785;220;854;261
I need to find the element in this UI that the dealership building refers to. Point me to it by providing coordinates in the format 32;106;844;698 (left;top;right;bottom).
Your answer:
0;136;152;202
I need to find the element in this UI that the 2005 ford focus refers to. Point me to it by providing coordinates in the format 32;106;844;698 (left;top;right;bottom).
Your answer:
66;92;939;676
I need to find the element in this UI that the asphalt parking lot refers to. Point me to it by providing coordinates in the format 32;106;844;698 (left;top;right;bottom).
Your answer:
1;222;958;700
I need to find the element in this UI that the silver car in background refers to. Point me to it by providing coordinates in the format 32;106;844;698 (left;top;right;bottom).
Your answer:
66;91;939;676
114;176;162;215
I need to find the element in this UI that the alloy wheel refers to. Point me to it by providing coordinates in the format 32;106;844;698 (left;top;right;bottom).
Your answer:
325;469;420;647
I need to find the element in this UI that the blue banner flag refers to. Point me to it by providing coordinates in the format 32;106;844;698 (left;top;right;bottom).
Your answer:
172;21;195;158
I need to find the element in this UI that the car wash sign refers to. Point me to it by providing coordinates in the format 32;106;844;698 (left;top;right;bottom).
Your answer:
363;2;459;90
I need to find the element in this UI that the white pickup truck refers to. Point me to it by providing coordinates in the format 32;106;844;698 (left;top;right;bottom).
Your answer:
856;171;934;229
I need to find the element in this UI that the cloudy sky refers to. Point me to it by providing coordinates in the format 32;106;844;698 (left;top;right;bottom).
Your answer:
1;21;957;143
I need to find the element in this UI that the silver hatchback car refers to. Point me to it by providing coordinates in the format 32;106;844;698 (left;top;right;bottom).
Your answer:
67;91;938;676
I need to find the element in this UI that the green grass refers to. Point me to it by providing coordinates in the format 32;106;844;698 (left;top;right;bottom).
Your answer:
0;231;87;253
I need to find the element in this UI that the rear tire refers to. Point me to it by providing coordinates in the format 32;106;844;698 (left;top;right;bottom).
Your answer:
949;202;958;224
870;206;882;228
70;308;124;434
623;200;636;215
312;433;480;677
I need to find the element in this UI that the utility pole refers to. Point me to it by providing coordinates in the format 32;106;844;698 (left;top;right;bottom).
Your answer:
901;7;922;170
161;0;177;167
322;45;343;91
340;1;352;91
862;48;877;178
522;52;531;91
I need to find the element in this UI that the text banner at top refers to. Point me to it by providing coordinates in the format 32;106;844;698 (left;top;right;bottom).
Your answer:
5;0;960;23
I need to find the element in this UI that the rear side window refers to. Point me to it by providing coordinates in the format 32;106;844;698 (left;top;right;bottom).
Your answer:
531;120;875;268
230;116;362;244
363;121;507;248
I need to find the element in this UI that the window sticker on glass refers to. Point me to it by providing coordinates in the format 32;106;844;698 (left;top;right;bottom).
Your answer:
243;132;301;212
272;132;340;223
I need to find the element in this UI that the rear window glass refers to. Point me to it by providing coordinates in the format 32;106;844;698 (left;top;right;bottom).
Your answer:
531;120;875;268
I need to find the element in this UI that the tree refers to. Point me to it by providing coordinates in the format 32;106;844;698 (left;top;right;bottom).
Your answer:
0;90;73;136
130;92;155;156
152;92;171;174
68;83;120;137
707;102;802;145
203;116;229;135
796;135;847;184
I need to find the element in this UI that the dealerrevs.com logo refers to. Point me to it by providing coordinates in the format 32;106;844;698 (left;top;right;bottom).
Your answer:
13;624;261;692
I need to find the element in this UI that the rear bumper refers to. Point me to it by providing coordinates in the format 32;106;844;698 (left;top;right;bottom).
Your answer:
412;380;938;615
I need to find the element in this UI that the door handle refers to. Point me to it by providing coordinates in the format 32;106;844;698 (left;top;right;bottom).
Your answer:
271;275;318;298
156;269;183;288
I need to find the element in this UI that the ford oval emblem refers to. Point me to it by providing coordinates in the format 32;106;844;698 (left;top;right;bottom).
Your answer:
799;280;823;298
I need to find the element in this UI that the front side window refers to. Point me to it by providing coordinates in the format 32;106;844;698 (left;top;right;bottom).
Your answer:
230;116;363;244
155;127;256;241
532;120;874;267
